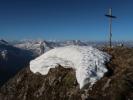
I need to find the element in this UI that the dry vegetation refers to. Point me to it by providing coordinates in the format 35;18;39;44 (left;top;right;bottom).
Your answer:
87;47;133;100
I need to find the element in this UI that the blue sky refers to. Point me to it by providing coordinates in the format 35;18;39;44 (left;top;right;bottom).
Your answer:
0;0;133;41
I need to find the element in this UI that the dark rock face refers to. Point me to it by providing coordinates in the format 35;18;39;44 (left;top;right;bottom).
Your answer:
0;47;133;100
0;41;33;86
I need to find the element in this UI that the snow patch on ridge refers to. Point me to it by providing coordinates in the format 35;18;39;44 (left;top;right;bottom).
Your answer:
30;46;110;89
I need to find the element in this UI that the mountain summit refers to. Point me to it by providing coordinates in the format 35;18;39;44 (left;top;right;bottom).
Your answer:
30;46;110;89
0;47;133;100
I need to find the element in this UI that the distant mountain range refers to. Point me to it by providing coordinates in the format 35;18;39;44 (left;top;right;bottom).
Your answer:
11;39;133;56
10;40;88;56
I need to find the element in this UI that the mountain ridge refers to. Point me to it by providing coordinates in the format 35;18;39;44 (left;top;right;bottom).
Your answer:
0;47;133;100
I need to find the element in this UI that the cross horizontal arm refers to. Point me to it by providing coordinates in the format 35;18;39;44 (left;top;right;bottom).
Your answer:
105;14;117;18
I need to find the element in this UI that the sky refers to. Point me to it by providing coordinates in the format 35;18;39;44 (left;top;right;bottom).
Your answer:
0;0;133;41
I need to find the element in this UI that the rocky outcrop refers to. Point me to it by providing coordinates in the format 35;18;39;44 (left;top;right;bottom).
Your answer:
0;66;82;100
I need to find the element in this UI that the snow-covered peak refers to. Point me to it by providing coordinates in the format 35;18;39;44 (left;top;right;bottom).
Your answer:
0;39;9;45
30;46;110;89
14;40;52;57
30;46;110;88
0;50;8;60
64;40;87;46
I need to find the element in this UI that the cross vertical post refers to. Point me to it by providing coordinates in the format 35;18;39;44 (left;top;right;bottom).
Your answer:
105;8;116;48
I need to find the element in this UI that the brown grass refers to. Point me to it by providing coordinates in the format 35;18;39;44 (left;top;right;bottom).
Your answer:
88;47;133;100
